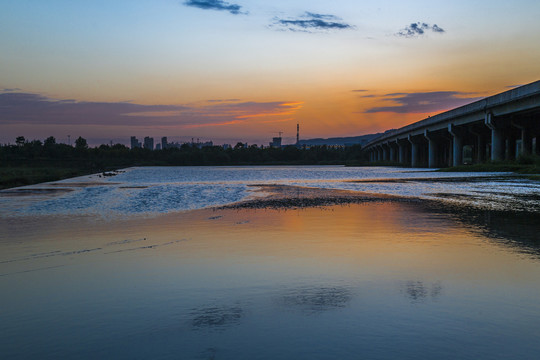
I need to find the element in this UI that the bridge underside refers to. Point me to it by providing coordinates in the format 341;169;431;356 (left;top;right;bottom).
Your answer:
365;100;540;168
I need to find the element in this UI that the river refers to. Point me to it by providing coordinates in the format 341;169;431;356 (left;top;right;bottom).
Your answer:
1;166;539;359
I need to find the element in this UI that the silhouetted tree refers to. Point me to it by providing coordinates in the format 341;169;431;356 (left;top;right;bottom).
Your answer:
15;136;25;146
75;136;88;150
44;136;56;147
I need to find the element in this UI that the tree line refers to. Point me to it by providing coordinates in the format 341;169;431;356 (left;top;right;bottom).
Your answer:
1;136;365;170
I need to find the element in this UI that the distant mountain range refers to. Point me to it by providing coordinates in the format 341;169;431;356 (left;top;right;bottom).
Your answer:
297;131;393;147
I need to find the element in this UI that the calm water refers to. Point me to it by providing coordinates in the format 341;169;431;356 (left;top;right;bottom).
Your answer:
1;166;540;359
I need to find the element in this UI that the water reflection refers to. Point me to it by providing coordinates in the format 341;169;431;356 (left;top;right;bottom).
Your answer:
191;305;243;330
400;281;442;304
278;286;352;313
423;202;540;258
2;193;540;359
197;347;218;360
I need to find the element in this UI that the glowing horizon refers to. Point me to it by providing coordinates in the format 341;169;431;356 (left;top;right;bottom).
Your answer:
1;0;540;146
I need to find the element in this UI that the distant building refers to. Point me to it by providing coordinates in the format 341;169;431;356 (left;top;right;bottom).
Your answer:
269;137;282;148
130;136;141;149
155;143;161;150
161;137;168;149
168;142;182;149
193;141;213;149
222;144;231;150
143;137;154;150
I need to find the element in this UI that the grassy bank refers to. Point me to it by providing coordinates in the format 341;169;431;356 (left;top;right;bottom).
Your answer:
438;163;540;173
438;155;540;180
0;166;104;190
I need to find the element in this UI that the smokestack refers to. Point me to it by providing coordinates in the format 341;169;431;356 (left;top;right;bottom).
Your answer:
296;123;299;145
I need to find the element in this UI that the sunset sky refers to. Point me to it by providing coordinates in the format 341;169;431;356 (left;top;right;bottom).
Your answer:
1;0;540;146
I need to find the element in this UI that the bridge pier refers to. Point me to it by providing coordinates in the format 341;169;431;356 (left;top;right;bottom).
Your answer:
408;135;420;168
511;121;534;156
389;145;395;162
398;141;406;164
469;128;486;164
424;130;438;168
522;128;533;155
448;124;463;167
485;113;504;161
361;81;540;166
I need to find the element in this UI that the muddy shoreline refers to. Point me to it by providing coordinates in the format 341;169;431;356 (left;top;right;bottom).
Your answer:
216;183;540;214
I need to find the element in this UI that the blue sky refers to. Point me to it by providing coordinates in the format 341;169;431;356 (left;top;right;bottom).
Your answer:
1;0;539;145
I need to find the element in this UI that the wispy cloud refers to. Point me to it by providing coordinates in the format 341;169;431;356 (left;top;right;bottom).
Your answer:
183;0;245;15
352;89;368;93
0;91;302;128
206;98;242;103
270;12;353;33
364;91;481;114
396;22;445;37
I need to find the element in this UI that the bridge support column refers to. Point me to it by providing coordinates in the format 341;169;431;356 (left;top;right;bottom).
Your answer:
389;143;395;162
470;128;486;163
424;130;438;168
448;124;463;167
382;145;388;162
521;128;533;155
398;142;405;164
511;121;533;156
408;135;420;168
377;146;382;161
485;113;503;161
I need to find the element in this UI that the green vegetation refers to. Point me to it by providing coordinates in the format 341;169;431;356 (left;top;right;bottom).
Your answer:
439;154;540;175
0;137;365;189
0;166;91;189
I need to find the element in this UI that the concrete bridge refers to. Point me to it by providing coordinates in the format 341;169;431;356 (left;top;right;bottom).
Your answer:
363;80;540;168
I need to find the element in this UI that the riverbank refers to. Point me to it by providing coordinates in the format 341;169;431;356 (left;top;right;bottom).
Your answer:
0;166;108;190
438;163;540;178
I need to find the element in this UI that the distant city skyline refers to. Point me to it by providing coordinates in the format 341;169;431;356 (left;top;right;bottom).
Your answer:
1;1;540;145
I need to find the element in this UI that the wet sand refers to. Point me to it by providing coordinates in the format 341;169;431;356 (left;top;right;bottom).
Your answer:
219;184;409;209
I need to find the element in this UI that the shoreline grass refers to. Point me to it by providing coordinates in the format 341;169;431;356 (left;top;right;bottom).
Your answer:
0;166;107;190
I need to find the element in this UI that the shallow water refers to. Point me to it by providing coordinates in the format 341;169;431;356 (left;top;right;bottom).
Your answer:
1;166;538;217
1;203;540;359
1;166;540;359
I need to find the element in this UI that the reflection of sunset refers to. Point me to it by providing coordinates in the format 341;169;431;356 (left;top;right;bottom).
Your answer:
48;202;526;286
3;200;538;290
3;195;540;358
